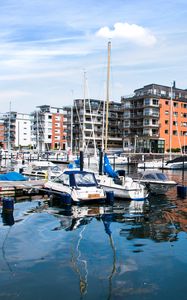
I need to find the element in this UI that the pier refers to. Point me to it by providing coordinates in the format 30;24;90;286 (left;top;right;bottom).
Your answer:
0;179;45;196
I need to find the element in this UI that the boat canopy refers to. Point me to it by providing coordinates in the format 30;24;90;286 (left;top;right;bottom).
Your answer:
62;170;98;187
0;171;28;181
142;170;168;181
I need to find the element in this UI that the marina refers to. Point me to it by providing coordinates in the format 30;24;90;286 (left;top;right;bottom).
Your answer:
0;165;186;299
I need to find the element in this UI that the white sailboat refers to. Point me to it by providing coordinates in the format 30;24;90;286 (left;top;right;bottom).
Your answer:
98;42;148;200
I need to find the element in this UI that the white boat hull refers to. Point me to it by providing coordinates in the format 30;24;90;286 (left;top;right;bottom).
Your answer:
98;175;148;200
163;162;187;170
44;182;106;203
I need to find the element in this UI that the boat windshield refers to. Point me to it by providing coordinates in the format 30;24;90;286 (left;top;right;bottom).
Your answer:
74;173;97;187
143;172;167;181
155;173;167;181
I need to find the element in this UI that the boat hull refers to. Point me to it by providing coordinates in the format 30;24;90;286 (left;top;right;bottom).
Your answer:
99;175;148;200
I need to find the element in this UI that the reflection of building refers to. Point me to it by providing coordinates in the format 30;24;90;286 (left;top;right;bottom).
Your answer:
121;83;187;153
31;105;67;151
64;99;123;153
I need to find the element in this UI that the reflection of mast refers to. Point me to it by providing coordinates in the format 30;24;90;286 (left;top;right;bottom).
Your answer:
102;214;116;300
107;234;116;300
71;225;88;297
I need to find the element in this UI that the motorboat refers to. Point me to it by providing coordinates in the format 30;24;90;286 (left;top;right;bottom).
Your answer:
97;154;149;200
98;173;148;200
137;169;177;194
43;168;107;203
137;159;165;169
107;153;129;166
22;161;62;179
163;156;187;170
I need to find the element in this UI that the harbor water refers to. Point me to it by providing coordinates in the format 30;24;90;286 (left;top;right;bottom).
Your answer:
0;169;186;300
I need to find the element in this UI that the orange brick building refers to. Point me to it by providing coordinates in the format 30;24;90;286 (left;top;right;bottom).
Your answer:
159;96;187;151
122;83;187;153
51;113;66;150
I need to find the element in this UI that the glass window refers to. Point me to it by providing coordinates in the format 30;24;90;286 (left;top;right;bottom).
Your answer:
63;174;69;185
74;173;96;187
144;98;150;105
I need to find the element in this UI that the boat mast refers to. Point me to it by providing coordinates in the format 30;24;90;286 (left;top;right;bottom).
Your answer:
104;41;111;153
70;90;74;154
169;83;173;160
82;71;86;151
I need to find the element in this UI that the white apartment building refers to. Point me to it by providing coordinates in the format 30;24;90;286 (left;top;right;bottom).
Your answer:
3;111;32;150
15;113;32;148
31;105;67;152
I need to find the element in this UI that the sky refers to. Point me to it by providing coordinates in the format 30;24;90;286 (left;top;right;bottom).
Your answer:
0;0;187;113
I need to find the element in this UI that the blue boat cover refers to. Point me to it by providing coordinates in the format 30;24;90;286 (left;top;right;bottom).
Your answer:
0;172;28;181
104;154;118;178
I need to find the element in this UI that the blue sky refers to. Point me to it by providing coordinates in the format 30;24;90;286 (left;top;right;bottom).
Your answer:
0;0;187;113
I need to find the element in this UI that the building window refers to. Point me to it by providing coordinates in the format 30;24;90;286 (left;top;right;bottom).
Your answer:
165;130;168;134
152;99;158;105
165;111;169;115
124;142;128;147
165;101;169;105
124;121;130;127
165;120;169;125
182;103;187;109
144;108;151;116
144;119;149;125
124;130;128;135
144;98;150;105
173;102;178;108
173;112;178;117
152;119;158;125
173;130;177;135
173;121;177;126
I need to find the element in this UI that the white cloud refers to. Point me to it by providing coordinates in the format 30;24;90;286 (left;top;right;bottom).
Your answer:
96;22;157;46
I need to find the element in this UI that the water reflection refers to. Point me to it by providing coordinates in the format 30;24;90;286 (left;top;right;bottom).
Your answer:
49;199;149;232
47;199;150;299
1;189;187;299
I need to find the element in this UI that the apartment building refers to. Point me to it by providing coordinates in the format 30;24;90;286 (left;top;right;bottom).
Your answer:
64;98;123;154
2;112;32;150
31;105;67;152
121;83;187;153
0;120;5;148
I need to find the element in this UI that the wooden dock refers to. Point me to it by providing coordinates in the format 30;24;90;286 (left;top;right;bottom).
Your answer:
0;179;45;196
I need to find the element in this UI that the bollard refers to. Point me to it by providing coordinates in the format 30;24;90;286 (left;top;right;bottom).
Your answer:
62;194;72;205
2;197;14;212
177;185;187;198
106;191;114;204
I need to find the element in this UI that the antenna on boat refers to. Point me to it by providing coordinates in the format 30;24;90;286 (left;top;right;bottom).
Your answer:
104;41;111;153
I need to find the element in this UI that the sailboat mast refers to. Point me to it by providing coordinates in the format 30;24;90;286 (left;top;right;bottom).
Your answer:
82;71;86;151
104;41;111;153
169;83;173;160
